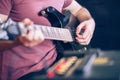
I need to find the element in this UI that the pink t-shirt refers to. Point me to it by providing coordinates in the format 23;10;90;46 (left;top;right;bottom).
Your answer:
0;0;73;80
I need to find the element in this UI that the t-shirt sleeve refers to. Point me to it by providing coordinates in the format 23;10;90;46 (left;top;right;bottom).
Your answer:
0;0;12;15
63;0;73;8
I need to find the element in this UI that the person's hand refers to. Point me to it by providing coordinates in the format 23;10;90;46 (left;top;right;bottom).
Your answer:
17;18;45;47
76;18;95;45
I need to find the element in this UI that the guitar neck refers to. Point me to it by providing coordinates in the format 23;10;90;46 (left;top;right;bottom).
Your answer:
18;23;73;42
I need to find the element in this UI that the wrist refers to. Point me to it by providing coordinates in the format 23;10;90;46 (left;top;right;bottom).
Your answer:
76;7;92;22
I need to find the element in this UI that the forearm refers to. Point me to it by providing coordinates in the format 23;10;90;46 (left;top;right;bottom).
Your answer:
75;7;93;22
64;0;94;22
0;40;20;52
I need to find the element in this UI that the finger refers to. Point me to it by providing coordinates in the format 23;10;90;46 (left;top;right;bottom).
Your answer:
28;42;38;47
76;29;89;39
76;33;83;39
76;22;86;34
22;18;34;26
81;29;89;39
34;30;40;41
35;29;45;42
84;33;91;45
76;32;91;45
18;36;31;46
26;30;34;41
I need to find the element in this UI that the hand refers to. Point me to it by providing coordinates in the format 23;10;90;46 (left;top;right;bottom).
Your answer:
76;18;95;45
17;18;45;47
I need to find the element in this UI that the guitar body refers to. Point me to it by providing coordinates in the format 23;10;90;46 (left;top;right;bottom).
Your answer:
39;6;88;53
3;6;88;55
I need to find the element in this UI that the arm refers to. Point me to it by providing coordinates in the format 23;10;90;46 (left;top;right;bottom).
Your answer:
64;0;95;45
0;14;45;52
0;41;21;52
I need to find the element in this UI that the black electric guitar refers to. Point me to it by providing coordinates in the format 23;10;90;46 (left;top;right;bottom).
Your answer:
4;6;88;53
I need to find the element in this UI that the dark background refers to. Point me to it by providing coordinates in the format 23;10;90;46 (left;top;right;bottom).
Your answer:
76;0;120;50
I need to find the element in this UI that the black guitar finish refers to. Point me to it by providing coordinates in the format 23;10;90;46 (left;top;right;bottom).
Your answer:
38;6;88;53
38;6;70;27
0;6;88;55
